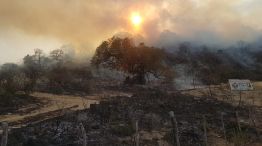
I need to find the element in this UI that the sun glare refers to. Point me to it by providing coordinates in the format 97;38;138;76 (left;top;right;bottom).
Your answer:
131;13;142;26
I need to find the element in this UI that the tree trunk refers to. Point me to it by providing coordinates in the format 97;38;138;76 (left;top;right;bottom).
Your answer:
208;85;212;97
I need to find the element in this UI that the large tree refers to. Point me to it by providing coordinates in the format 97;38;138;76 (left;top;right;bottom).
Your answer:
91;37;174;84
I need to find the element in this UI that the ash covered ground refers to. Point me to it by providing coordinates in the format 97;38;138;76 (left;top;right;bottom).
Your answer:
5;85;261;146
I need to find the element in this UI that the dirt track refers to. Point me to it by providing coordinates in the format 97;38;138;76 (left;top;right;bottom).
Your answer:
0;90;131;127
0;92;101;128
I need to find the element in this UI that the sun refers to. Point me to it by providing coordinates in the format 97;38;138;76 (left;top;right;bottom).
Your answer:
131;13;142;26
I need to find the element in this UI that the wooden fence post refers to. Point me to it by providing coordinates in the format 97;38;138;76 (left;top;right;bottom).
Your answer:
221;112;227;145
169;111;180;146
202;115;208;146
1;122;8;146
135;121;139;146
238;91;242;107
248;104;259;137
79;123;87;146
235;111;241;132
208;85;212;97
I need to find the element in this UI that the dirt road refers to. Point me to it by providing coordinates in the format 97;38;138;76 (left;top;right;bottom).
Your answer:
0;90;132;134
0;92;101;127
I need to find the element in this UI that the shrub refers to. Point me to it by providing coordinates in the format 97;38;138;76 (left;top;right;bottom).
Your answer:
110;123;135;137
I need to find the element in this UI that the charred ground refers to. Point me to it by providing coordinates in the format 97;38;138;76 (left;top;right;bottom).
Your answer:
6;86;262;146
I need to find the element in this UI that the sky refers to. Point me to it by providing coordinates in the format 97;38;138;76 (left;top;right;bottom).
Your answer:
0;0;262;64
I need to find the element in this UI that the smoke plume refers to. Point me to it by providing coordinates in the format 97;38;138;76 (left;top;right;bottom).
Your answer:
0;0;262;59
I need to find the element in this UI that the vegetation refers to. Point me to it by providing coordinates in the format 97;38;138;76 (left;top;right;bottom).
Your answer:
0;48;93;109
169;42;262;85
91;37;174;84
1;37;262;109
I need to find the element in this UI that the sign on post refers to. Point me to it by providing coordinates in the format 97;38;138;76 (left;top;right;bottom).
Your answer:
229;79;253;107
228;79;253;91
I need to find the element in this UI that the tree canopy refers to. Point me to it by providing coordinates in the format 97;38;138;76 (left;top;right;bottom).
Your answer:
91;37;174;84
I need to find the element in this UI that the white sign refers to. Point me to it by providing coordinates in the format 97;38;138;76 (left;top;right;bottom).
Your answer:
228;79;253;91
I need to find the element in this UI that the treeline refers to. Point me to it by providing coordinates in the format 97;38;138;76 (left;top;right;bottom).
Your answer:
168;42;262;85
0;48;92;106
1;37;262;103
92;37;262;87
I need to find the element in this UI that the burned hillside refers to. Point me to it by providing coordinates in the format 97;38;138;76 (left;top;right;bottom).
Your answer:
6;88;261;146
1;37;262;146
167;43;262;87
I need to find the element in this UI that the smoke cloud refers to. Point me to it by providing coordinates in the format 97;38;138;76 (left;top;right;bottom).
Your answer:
0;0;262;61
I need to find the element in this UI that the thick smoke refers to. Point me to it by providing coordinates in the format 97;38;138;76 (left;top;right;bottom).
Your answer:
0;0;262;54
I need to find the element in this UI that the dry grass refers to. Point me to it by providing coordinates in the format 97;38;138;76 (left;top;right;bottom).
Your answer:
181;82;262;107
253;81;262;90
180;81;262;146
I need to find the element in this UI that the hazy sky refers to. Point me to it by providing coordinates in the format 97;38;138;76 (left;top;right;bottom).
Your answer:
0;0;262;64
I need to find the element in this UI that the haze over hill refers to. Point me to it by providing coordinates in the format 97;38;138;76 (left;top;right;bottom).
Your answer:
1;0;262;63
